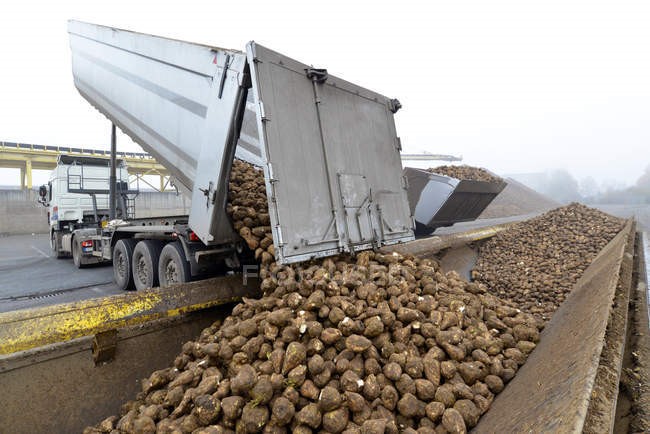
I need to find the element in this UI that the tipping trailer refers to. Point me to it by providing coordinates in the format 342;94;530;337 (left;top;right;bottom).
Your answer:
65;20;414;291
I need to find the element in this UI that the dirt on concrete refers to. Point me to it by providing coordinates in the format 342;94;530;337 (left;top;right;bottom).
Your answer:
617;232;650;433
436;244;480;281
583;224;635;433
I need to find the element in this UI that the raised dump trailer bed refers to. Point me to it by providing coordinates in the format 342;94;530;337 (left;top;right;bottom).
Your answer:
66;20;414;289
404;166;506;236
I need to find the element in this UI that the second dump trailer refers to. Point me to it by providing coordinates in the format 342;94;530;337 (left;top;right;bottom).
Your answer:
404;167;507;236
66;20;415;290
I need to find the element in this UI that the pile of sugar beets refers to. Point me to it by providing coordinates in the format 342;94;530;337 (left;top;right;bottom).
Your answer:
472;203;625;321
427;166;502;184
85;160;545;434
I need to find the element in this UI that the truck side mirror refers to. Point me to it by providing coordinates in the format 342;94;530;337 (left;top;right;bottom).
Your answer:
38;185;49;206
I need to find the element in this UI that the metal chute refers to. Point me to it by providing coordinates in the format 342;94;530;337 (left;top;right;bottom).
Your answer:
404;167;507;236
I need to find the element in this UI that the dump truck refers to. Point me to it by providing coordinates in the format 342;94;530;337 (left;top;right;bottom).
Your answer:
1;20;647;434
59;20;415;291
54;21;507;292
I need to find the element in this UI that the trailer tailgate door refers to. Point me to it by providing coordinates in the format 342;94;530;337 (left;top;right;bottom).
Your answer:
247;43;414;264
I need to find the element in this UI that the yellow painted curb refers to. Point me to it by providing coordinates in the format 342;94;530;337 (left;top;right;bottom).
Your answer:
0;274;258;355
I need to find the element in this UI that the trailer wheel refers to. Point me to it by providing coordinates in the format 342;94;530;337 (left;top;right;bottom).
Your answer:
158;241;191;287
72;237;88;269
132;240;164;291
50;231;65;259
113;238;137;291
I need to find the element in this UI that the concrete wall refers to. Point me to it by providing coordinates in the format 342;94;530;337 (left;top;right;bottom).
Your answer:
0;189;191;235
0;311;220;434
0;189;48;235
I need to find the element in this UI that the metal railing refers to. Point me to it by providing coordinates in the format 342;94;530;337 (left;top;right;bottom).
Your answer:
0;141;154;160
65;163;139;219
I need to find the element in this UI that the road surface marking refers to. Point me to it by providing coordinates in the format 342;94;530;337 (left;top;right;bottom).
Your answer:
30;246;50;258
0;255;44;264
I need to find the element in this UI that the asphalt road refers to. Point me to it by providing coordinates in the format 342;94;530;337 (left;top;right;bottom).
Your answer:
0;233;121;313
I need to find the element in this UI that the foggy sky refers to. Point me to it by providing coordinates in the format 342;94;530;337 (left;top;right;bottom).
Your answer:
1;0;648;189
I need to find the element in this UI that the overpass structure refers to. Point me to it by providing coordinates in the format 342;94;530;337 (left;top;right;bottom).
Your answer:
1;141;461;190
0;141;171;191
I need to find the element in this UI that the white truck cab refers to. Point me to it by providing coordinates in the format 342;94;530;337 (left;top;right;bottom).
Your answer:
39;155;133;260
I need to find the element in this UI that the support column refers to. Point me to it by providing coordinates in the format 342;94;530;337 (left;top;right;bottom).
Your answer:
109;124;117;220
25;160;32;190
20;166;25;190
160;175;165;192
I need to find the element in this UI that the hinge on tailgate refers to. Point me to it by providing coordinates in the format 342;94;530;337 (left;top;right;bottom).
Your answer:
267;163;276;182
389;98;402;113
306;68;328;84
275;225;284;246
258;101;268;121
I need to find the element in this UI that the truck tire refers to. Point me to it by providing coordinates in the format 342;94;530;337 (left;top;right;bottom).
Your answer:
51;231;65;259
158;241;191;287
132;240;164;291
72;237;88;269
113;238;137;291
